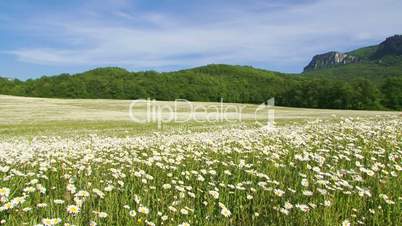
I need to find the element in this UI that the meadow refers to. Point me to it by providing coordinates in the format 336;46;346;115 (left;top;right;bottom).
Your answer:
0;95;401;226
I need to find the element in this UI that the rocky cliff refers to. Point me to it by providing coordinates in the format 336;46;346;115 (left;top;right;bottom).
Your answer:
304;51;359;72
304;35;402;72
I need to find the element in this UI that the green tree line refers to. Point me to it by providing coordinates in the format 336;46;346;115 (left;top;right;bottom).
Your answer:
1;65;401;110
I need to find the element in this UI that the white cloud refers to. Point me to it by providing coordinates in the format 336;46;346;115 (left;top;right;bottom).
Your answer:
9;0;402;72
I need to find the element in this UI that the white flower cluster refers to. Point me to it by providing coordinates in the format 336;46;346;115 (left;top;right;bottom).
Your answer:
0;117;400;225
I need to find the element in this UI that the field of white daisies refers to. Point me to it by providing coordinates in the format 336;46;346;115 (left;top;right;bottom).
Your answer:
0;115;401;225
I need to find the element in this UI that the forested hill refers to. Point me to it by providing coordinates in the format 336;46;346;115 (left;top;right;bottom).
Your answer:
1;64;401;110
1;35;402;110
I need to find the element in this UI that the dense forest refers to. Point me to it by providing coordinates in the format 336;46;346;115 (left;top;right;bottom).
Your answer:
1;64;401;110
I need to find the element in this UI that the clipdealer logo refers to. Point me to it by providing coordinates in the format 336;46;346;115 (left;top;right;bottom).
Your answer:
129;98;275;129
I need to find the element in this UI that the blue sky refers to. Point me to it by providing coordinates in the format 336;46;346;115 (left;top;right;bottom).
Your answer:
1;0;401;79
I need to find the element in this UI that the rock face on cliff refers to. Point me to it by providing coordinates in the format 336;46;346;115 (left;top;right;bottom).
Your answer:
304;51;359;72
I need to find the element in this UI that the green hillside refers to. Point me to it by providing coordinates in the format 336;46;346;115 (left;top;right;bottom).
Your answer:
347;45;378;59
1;64;401;110
0;65;289;103
301;61;402;81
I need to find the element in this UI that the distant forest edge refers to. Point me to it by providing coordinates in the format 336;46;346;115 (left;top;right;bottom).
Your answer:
1;64;402;110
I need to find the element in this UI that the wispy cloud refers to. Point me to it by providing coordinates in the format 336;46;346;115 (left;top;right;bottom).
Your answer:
6;0;402;73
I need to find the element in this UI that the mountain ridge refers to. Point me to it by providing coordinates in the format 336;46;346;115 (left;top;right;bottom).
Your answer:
303;34;402;72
